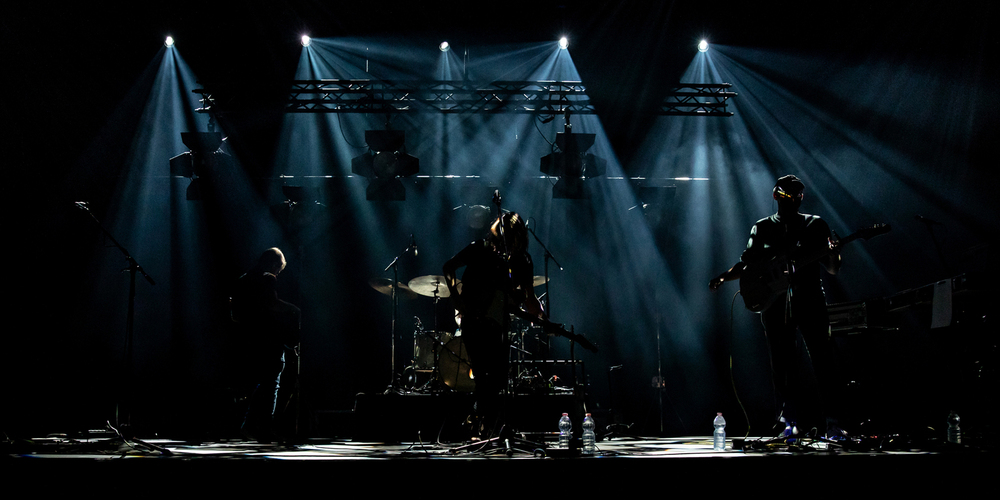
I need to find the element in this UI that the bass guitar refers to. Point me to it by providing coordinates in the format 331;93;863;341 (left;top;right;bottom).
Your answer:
509;307;599;353
739;223;890;313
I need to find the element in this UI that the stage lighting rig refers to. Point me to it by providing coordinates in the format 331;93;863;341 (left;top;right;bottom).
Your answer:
164;36;175;48
351;130;419;201
539;112;606;199
301;35;311;47
698;40;709;52
660;84;736;116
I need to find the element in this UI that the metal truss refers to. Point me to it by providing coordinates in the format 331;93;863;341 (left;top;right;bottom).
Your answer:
284;80;596;114
195;80;735;116
659;83;736;116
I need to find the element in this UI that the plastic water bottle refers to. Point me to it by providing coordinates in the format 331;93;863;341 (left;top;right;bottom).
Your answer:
713;412;726;451
558;413;572;448
947;410;961;444
582;413;597;455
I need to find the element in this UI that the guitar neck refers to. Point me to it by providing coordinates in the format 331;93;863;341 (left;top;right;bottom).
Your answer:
791;224;888;266
508;307;598;353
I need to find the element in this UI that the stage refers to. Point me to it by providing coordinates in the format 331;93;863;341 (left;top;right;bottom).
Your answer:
6;432;990;493
6;6;998;485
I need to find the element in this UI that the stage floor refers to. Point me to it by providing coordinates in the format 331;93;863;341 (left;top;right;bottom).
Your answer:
7;432;991;493
6;434;911;459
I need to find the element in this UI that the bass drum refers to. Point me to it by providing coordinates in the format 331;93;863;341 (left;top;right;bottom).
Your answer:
437;337;475;392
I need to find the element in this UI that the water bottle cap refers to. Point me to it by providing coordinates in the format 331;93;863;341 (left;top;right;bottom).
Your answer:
562;413;568;416
717;412;722;416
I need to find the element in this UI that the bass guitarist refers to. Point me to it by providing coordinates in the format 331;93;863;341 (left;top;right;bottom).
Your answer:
443;210;544;435
709;175;844;438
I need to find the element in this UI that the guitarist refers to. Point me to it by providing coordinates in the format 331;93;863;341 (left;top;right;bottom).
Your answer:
709;175;843;438
443;211;544;434
232;247;301;442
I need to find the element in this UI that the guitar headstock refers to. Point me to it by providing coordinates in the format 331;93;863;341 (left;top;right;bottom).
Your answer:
857;223;891;240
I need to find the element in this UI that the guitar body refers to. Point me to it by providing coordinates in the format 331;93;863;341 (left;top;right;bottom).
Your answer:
737;223;891;313
739;258;791;313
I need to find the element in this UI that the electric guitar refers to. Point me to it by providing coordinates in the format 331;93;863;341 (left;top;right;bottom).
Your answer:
739;223;890;313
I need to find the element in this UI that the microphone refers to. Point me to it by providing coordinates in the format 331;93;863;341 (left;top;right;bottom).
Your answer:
410;234;418;256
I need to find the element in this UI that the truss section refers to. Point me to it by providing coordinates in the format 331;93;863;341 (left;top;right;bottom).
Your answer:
194;80;736;116
660;83;736;116
284;80;596;114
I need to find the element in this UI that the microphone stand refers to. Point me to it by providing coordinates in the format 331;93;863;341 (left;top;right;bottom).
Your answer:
75;202;169;455
383;238;417;394
526;227;562;318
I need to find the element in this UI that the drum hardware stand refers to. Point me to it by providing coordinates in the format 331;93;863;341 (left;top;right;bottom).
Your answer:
527;225;562;348
410;318;452;394
407;275;466;393
418;334;447;394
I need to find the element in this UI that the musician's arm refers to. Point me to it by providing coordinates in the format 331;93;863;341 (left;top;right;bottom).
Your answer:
262;273;283;311
523;289;544;318
822;238;842;275
443;253;466;315
812;218;841;275
709;261;746;291
519;255;545;319
710;222;762;291
260;272;301;345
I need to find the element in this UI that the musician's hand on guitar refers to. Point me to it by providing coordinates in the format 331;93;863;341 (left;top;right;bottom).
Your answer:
449;290;466;319
709;277;724;291
823;231;842;275
829;230;841;251
709;262;744;291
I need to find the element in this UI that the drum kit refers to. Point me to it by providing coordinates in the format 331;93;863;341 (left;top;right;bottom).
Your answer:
368;273;553;394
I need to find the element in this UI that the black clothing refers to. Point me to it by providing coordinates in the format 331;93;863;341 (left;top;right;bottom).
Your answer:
232;271;299;441
444;239;534;431
742;213;838;429
742;213;831;305
453;239;533;326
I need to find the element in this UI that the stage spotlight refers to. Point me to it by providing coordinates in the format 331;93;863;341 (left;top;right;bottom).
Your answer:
301;35;311;47
351;130;420;201
439;41;450;51
558;37;569;49
164;36;174;47
540;132;606;199
698;40;709;52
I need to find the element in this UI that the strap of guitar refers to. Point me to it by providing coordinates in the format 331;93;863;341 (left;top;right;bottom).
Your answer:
492;190;508;261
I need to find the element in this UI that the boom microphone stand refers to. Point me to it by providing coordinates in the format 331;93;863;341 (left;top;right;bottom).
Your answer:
74;201;169;455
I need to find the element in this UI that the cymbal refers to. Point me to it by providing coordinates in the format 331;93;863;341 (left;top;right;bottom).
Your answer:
368;277;420;300
408;275;454;298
